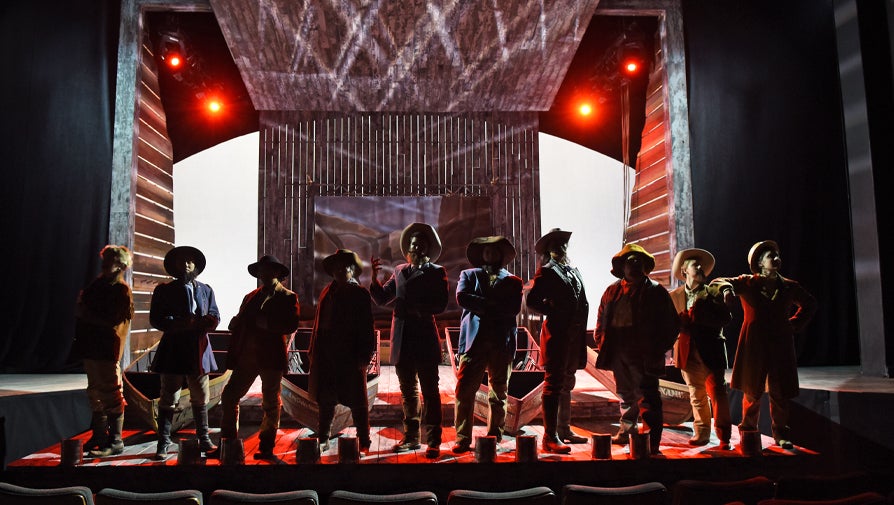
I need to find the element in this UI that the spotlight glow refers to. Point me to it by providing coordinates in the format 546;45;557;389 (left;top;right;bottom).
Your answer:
579;103;593;116
624;60;639;74
208;100;222;113
167;55;182;68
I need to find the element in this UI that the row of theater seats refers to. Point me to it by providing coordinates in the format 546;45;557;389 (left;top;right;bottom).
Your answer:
2;474;893;505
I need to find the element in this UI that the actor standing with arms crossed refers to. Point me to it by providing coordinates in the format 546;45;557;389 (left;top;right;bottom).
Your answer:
526;228;590;454
669;248;734;449
452;236;523;454
73;245;134;457
594;244;679;455
215;255;301;460
721;240;816;450
309;249;377;452
370;222;449;459
149;246;220;460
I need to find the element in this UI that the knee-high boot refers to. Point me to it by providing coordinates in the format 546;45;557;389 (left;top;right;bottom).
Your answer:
155;407;175;460
84;411;107;452
88;412;124;457
193;405;216;453
541;395;570;454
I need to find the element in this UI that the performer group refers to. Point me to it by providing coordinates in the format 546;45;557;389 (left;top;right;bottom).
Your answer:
73;223;816;460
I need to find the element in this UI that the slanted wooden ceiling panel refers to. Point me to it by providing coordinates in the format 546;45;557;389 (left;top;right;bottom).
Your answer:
210;0;600;111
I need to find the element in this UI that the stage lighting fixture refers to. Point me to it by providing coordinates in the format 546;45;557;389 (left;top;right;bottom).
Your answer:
579;103;593;116
619;40;645;76
159;32;188;71
207;99;222;113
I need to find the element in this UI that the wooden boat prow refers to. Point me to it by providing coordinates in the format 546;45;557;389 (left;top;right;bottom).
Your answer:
279;328;381;435
444;326;545;435
584;346;693;425
123;331;232;432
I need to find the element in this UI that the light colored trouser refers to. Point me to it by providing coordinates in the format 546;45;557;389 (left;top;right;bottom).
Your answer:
83;359;125;415
159;373;209;410
680;347;732;442
219;366;283;451
454;340;512;443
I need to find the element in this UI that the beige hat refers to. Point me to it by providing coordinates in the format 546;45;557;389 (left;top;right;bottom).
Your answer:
466;236;516;267
322;249;363;276
748;240;779;273
672;248;716;282
610;243;656;278
400;223;442;262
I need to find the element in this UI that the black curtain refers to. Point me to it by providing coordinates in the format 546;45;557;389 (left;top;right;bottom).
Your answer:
0;0;120;372
683;0;859;365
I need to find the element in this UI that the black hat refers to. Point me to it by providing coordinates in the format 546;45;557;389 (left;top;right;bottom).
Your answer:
248;255;290;280
163;246;206;277
322;249;363;276
466;236;516;267
535;228;572;256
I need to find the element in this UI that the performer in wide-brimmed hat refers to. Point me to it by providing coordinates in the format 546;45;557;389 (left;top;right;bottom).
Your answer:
73;245;134;457
669;248;734;449
213;254;300;460
308;249;376;452
527;228;590;454
451;236;523;454
149;245;221;460
718;240;816;450
594;243;679;456
370;222;448;459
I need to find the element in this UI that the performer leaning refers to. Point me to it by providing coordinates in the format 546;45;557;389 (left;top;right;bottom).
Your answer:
669;248;734;449
720;240;816;450
215;255;300;460
452;236;523;454
526;228;590;454
594;244;679;455
149;246;220;460
370;222;449;459
309;249;376;452
73;245;134;457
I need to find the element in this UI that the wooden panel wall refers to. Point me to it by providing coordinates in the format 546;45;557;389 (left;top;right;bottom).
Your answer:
627;30;673;287
259;111;540;321
129;31;175;363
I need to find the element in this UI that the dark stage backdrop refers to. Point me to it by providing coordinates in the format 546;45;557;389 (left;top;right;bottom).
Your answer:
0;1;120;372
683;0;859;365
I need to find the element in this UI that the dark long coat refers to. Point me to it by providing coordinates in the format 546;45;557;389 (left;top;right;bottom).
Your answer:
308;280;376;406
73;276;134;362
669;281;732;371
456;267;523;356
370;262;448;365
593;277;679;375
225;283;301;372
526;260;590;370
149;279;220;374
725;274;817;399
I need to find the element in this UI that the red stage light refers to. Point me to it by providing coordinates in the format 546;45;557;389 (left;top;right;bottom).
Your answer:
624;60;639;74
579;103;593;116
166;54;182;69
207;100;222;113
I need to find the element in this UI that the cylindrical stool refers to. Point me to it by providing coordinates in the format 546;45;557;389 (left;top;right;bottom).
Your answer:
475;436;497;463
591;433;612;460
515;435;537;462
739;430;763;457
338;437;360;464
220;438;245;465
177;439;203;465
60;438;83;466
629;432;651;460
296;437;321;464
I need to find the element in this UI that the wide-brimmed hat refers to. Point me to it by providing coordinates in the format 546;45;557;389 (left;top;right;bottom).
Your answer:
248;255;290;280
400;222;442;262
748;240;779;273
322;249;363;276
466;236;516;267
535;228;573;256
610;243;656;278
163;246;206;277
672;248;716;282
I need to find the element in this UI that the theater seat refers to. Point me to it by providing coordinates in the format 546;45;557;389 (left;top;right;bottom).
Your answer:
774;472;872;501
209;490;319;505
94;488;203;505
329;490;438;505
562;483;666;505
672;477;775;505
0;482;95;505
757;492;887;505
448;487;556;505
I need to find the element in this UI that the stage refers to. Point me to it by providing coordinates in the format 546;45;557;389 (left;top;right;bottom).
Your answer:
1;366;891;499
